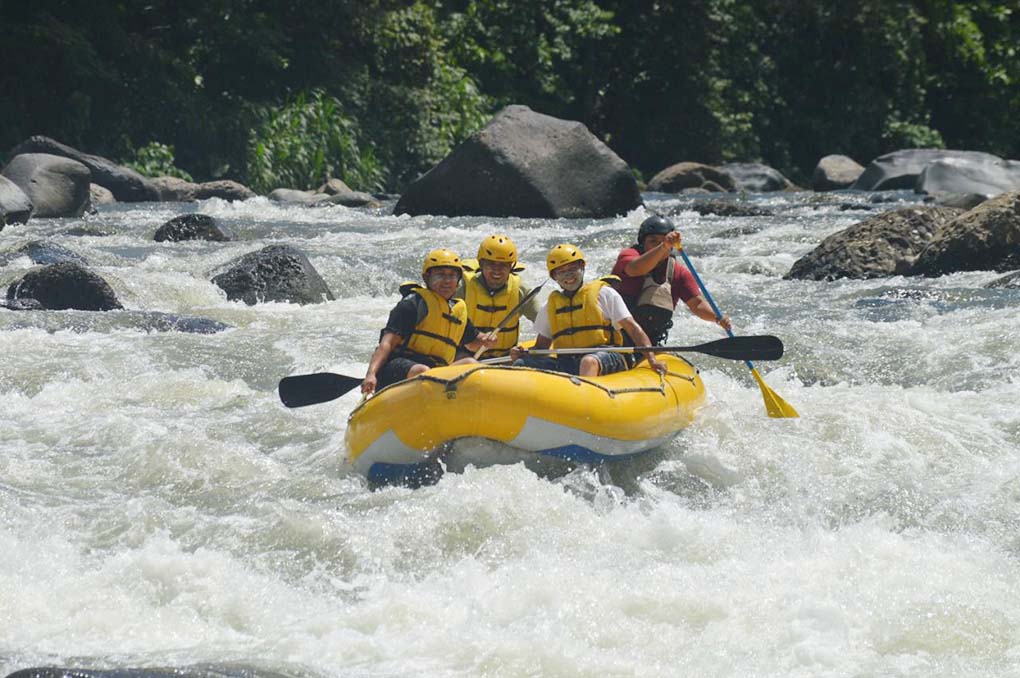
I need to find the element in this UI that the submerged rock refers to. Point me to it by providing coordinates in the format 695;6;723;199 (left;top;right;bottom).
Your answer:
154;214;234;242
0;241;87;266
6;261;122;310
986;271;1020;288
212;244;334;305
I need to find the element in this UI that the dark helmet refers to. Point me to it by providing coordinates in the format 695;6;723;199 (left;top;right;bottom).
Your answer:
638;215;676;244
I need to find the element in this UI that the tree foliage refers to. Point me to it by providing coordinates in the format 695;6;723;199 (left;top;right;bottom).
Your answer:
2;0;1018;190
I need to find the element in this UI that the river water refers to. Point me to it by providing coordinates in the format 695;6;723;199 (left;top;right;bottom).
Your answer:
1;191;1018;677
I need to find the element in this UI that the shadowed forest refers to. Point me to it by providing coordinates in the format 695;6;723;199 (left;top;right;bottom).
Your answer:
3;1;1018;193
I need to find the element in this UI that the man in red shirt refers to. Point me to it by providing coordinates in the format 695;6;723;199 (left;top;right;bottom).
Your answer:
611;215;732;345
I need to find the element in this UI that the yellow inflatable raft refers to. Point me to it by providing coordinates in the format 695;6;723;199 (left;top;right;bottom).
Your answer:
345;354;706;485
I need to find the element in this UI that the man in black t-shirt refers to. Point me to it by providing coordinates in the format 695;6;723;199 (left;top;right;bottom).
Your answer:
362;249;496;396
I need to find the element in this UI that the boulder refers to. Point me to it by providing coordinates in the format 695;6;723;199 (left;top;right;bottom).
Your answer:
0;175;33;225
6;261;123;310
851;149;1002;191
395;105;641;218
647;162;735;193
154;214;234;242
719;162;796;192
325;191;381;208
0;240;87;267
212;244;334;305
318;177;353;194
90;183;116;206
8;135;161;201
2;153;91;218
915;157;1020;198
811;155;865;191
785;207;961;281
671;200;772;218
152;176;256;202
268;188;330;204
912;191;1020;276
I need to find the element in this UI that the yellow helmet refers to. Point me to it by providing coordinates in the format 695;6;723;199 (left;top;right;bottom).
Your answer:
546;243;585;274
477;234;517;265
422;248;463;279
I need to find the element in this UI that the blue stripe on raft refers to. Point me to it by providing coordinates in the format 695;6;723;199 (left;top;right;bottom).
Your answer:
536;444;647;464
366;461;440;486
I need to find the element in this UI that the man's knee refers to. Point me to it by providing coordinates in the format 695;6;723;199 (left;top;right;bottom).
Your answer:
579;355;601;376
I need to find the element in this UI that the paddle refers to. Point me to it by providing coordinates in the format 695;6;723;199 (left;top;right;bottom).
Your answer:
677;248;799;418
473;280;547;359
279;281;548;408
278;372;362;408
480;335;783;364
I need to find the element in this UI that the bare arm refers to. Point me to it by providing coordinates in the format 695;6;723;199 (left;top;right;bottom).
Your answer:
685;295;732;330
623;231;682;277
619;317;666;373
362;332;402;395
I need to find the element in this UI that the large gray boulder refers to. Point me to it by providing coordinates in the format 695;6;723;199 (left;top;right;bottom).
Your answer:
395;105;641;218
720;162;796;192
915;157;1020;198
9;135;161;201
852;149;1003;191
912;191;1020;276
2;153;91;218
0;175;33;225
785;207;961;281
812;155;865;191
6;261;123;310
212;244;334;305
647;162;735;193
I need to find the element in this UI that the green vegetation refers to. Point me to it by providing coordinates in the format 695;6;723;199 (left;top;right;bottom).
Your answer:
1;0;1017;190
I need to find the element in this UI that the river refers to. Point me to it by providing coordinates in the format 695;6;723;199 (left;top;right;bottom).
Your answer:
1;190;1018;677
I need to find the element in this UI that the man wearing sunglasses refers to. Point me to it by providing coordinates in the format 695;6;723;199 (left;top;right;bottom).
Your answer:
511;243;664;377
362;248;496;395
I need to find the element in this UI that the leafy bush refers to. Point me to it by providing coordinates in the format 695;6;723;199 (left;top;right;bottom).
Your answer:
124;141;193;181
883;118;945;149
245;90;386;194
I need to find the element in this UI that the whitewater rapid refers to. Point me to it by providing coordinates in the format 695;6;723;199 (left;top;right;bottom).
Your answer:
1;191;1018;677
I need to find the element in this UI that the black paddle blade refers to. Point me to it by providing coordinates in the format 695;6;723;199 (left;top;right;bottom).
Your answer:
278;372;363;408
685;335;784;361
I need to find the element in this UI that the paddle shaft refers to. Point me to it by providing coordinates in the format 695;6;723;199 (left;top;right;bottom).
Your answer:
473;280;546;359
677;247;799;418
481;335;782;364
676;248;749;366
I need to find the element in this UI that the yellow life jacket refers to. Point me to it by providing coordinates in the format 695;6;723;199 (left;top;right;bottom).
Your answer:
463;271;523;357
546;278;622;349
397;283;468;366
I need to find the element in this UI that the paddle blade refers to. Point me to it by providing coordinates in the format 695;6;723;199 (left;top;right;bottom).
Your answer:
750;368;799;418
680;335;784;361
278;372;362;408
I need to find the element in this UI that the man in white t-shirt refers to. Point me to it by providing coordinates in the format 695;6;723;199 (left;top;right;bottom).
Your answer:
511;243;665;377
